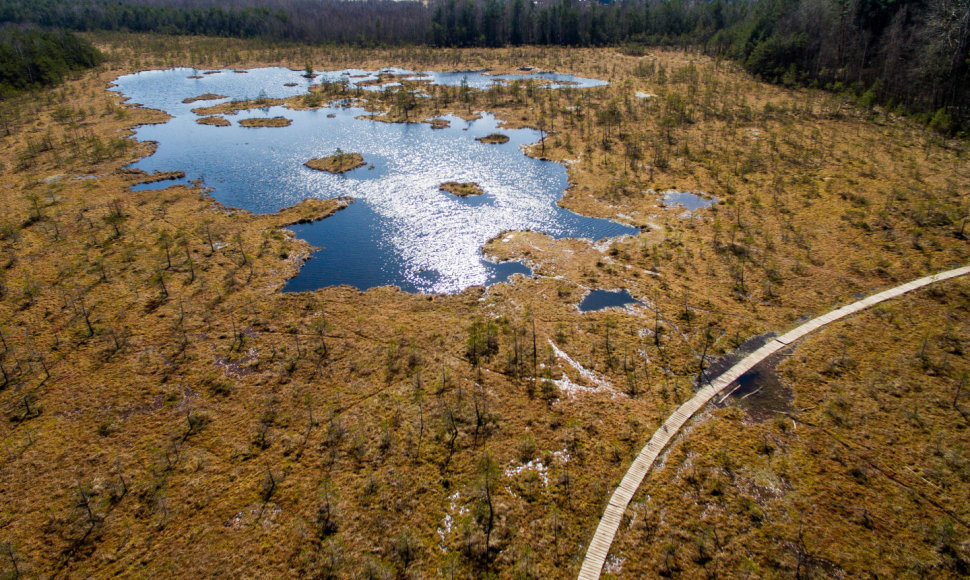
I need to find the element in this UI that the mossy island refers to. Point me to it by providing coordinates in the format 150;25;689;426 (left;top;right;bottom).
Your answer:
192;98;287;116
428;118;450;129
196;115;230;127
304;150;365;174
440;181;484;197
238;116;291;128
182;93;227;104
476;133;510;144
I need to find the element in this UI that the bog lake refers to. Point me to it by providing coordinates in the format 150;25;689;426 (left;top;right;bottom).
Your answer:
112;67;639;294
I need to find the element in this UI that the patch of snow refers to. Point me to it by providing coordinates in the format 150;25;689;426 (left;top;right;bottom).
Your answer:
505;457;550;486
437;491;463;549
552;375;608;398
548;340;623;398
592;239;613;252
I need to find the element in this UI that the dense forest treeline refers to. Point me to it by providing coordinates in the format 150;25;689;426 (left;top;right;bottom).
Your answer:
0;26;103;96
1;0;967;132
0;0;429;44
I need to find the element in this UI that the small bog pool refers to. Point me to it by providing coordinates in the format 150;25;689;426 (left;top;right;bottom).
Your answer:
663;190;717;211
578;289;639;312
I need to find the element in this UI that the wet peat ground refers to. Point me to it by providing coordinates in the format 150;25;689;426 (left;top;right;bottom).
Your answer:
700;332;796;421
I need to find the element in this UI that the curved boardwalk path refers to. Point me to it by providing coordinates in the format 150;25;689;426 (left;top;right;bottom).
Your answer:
578;265;970;580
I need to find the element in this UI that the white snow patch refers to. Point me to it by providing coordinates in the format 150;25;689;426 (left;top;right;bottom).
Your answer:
437;491;464;549
548;340;624;399
505;458;550;486
552;375;609;398
592;239;613;252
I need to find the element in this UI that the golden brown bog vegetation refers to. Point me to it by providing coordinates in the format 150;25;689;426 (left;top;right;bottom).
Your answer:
305;151;366;174
0;33;967;578
440;182;485;198
238;115;291;128
476;133;510;144
196;115;230;127
182;93;228;104
611;279;970;577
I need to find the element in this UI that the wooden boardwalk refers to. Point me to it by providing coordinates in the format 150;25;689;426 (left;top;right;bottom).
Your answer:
578;266;970;580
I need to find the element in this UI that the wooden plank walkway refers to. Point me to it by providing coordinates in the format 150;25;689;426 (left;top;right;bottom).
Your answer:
577;265;970;580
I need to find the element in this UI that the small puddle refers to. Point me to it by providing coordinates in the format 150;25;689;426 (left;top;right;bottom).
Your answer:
662;190;717;212
701;333;794;421
578;289;639;312
725;352;795;421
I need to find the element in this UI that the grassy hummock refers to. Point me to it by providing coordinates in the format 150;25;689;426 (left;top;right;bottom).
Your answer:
182;93;228;104
476;133;510;144
238;116;291;128
191;98;287;116
440;181;484;197
196;116;230;127
304;151;365;173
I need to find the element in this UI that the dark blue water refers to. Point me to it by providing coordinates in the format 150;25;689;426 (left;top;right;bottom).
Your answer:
285;201;533;292
111;67;633;294
578;289;640;312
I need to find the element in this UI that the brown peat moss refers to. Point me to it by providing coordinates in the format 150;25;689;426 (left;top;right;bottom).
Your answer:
440;181;484;197
476;132;510;144
196;115;231;127
182;93;228;104
238;116;291;128
304;152;365;173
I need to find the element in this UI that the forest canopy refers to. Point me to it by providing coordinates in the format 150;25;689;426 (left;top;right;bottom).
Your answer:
0;26;103;96
1;0;967;132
